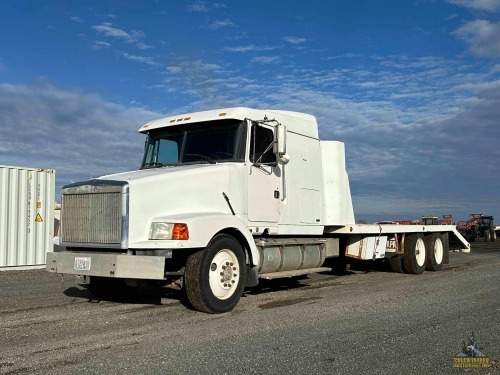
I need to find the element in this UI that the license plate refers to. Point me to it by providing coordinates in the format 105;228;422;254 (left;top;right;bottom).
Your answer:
74;257;91;271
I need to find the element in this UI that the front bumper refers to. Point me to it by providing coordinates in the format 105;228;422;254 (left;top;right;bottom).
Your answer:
46;252;166;280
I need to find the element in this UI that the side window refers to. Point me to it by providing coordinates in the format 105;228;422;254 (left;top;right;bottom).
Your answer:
250;124;276;164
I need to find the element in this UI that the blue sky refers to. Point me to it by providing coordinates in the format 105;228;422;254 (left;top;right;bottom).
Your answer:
1;0;499;222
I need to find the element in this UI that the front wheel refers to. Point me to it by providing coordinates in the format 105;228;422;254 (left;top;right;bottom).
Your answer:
184;234;246;313
403;233;426;274
484;230;491;242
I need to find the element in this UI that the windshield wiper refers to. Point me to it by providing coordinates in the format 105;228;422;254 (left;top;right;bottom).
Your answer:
183;154;216;164
143;162;167;169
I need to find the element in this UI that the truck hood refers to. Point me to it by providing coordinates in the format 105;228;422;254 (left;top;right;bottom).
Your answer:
98;164;223;182
98;163;246;244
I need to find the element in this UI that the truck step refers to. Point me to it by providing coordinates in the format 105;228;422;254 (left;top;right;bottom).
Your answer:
259;267;332;280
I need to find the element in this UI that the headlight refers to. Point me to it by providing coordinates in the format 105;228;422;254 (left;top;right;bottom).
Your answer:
149;223;189;240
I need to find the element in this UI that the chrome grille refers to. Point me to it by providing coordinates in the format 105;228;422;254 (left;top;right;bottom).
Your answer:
61;192;122;244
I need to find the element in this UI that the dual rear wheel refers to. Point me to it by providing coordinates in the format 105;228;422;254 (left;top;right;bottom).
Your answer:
389;233;445;274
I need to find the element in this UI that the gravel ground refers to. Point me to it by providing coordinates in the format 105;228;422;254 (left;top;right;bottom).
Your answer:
0;242;498;375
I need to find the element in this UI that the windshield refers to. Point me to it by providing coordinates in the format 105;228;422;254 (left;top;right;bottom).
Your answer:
141;119;247;168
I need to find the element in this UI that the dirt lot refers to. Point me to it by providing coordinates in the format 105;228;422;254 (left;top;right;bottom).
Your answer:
1;242;499;374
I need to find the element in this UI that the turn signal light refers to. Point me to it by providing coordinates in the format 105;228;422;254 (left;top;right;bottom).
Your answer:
172;223;189;240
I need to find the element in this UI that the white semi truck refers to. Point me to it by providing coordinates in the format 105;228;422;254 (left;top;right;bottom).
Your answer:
46;107;469;313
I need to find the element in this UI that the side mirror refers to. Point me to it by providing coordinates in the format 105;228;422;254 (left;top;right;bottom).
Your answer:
274;124;289;165
274;124;286;155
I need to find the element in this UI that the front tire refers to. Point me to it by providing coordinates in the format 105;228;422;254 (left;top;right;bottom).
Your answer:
184;234;246;313
403;234;426;274
424;233;444;271
484;230;491;242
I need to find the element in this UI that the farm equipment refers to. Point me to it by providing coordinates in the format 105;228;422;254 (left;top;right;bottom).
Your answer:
457;214;496;242
439;215;454;225
419;215;454;226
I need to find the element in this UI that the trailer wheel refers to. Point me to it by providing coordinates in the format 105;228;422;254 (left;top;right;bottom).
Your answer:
424;233;443;271
184;234;246;313
389;255;405;273
403;234;426;274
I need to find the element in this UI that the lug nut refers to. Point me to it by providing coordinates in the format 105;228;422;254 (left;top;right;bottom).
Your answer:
230;262;233;266
231;280;235;284
222;265;226;270
225;262;229;266
220;272;224;276
233;274;237;277
221;279;224;283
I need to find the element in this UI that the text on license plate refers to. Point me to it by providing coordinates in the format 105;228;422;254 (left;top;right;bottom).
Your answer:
74;257;91;271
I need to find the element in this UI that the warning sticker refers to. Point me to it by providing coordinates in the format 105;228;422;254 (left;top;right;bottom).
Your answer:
35;213;43;222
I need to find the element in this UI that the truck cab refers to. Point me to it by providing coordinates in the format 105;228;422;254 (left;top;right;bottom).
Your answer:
48;108;353;312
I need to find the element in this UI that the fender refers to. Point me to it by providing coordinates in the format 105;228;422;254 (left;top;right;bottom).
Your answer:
130;212;260;267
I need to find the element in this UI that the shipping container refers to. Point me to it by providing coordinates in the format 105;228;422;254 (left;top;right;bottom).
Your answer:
0;165;55;268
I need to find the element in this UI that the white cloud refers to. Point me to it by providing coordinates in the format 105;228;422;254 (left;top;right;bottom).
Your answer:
70;16;83;23
446;0;500;12
223;44;277;52
283;36;306;44
188;1;227;12
136;41;154;50
121;52;159;66
210;19;235;29
0;81;162;192
252;56;279;63
92;41;111;49
91;22;154;50
453;20;500;57
188;1;209;12
92;22;132;41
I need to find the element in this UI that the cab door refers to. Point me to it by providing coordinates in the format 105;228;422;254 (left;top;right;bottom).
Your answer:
247;123;281;223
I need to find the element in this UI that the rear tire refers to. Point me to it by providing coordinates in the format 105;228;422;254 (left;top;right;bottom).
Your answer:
424;233;443;271
184;234;246;313
403;234;426;274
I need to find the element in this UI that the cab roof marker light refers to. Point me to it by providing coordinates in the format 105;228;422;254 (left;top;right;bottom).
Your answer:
184;117;191;121
218;112;227;117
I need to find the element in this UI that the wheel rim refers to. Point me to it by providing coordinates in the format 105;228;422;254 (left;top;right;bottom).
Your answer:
208;249;240;300
415;238;426;267
434;238;443;264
